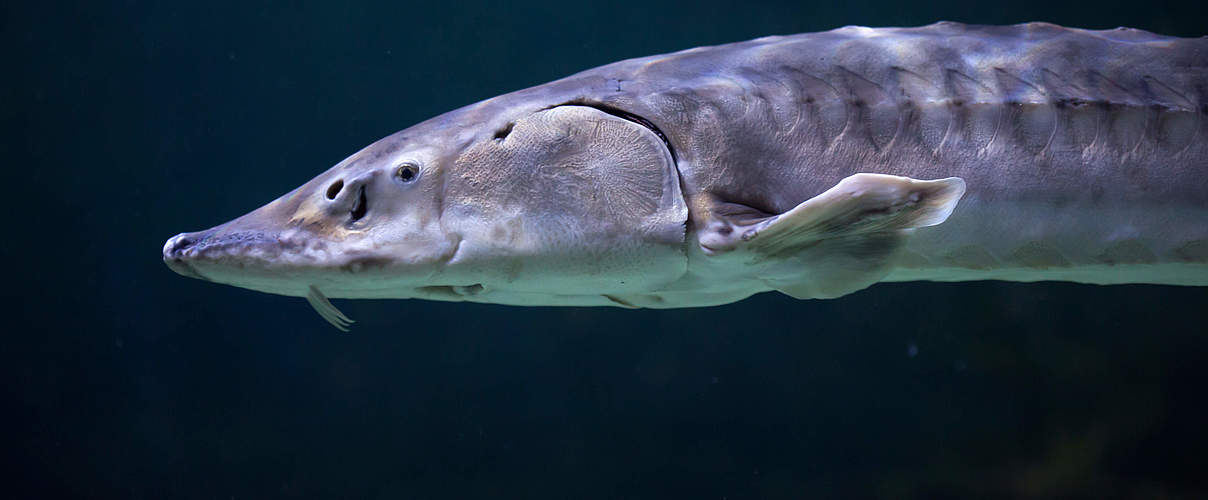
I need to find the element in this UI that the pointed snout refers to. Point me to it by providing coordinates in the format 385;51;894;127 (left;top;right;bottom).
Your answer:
163;230;213;280
162;224;299;272
161;176;366;287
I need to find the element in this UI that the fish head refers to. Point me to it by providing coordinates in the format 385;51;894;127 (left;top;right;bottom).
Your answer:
163;100;688;304
162;127;457;299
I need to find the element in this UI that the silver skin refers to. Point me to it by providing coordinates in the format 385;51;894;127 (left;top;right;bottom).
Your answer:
164;22;1208;311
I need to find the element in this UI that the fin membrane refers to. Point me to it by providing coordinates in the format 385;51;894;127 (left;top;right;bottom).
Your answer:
700;173;966;299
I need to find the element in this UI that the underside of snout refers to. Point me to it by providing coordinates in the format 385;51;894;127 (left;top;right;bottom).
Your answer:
162;220;329;297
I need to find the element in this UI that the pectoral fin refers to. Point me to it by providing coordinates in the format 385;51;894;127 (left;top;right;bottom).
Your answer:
699;173;966;299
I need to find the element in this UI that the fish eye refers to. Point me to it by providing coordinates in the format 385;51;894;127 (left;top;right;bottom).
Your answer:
395;162;419;183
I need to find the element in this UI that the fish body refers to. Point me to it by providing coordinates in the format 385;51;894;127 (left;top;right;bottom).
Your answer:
163;22;1208;323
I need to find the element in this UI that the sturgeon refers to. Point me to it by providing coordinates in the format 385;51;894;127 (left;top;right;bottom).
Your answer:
163;22;1208;329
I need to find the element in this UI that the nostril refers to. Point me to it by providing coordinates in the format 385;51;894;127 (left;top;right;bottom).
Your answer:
171;236;193;254
326;179;344;200
349;185;368;222
163;234;194;259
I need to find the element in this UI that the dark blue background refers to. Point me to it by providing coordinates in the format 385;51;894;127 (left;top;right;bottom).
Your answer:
6;1;1207;498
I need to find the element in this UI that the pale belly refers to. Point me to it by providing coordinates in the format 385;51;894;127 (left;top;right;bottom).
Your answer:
885;201;1208;286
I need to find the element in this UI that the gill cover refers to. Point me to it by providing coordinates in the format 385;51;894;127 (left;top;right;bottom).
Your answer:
441;105;688;294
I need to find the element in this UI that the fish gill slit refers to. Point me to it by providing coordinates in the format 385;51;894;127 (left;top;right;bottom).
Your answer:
549;100;678;164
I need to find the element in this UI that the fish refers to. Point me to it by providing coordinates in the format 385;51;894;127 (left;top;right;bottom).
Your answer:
163;22;1208;330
